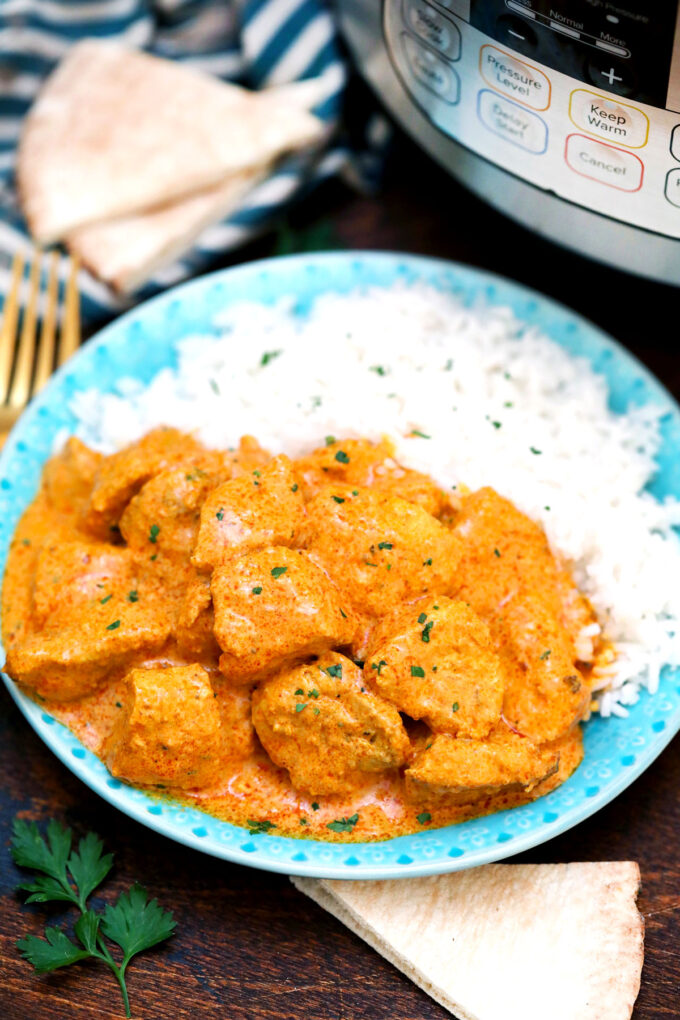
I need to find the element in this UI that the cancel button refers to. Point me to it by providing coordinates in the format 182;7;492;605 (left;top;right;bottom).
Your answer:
565;133;643;192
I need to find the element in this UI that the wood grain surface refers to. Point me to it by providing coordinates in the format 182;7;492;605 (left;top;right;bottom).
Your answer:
2;132;679;1019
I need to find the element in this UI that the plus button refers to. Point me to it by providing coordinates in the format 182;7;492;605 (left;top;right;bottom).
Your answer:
601;66;623;86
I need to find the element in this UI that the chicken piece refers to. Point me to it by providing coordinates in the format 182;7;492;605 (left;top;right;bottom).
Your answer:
297;485;462;619
252;652;410;795
452;487;591;742
192;455;304;572
211;547;355;684
105;664;221;788
82;427;207;539
294;437;452;517
32;540;136;628
404;725;559;806
5;597;171;701
176;573;220;662
42;437;103;515
213;677;255;763
119;467;215;560
365;597;503;738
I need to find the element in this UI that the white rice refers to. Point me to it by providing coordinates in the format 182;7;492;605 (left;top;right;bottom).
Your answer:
68;282;680;716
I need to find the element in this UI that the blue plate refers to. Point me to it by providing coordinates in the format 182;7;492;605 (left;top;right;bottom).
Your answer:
2;252;679;878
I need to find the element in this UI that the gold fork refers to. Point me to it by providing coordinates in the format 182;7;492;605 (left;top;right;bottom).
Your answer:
0;250;81;442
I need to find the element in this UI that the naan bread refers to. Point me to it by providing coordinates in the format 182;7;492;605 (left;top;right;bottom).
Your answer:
67;166;267;294
18;40;324;243
293;862;643;1020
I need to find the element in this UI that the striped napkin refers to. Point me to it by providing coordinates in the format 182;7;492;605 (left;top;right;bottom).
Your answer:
0;0;382;323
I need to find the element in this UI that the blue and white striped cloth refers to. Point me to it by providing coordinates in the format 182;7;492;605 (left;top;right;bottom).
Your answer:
0;0;378;323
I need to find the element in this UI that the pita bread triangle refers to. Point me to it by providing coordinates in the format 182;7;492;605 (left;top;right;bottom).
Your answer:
292;862;643;1020
18;40;324;244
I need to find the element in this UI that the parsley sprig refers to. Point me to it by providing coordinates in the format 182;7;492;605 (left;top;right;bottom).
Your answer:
11;818;175;1018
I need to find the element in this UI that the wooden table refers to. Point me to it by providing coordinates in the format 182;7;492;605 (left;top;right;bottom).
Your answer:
1;133;679;1019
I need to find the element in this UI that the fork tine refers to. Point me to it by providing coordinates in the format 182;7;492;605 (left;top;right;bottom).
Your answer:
57;254;80;366
33;250;59;394
0;252;25;404
8;253;41;410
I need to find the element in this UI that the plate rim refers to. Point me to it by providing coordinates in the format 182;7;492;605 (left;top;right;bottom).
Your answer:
2;249;679;878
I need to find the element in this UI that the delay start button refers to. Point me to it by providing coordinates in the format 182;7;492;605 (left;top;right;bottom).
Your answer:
569;90;648;149
565;134;643;192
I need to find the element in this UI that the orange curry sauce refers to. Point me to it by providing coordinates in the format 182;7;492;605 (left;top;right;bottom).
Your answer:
2;429;601;841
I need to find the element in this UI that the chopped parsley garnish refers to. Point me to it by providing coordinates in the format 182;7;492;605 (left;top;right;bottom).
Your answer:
270;566;288;579
334;450;350;464
291;483;299;493
99;594;113;605
115;702;122;708
411;666;425;678
313;707;320;716
311;803;320;811
21;538;30;547
294;688;304;695
331;495;345;504
417;612;427;624
253;470;261;478
260;350;282;367
308;689;320;699
494;548;501;558
352;489;359;496
423;558;432;566
417;812;432;825
148;524;160;544
410;429;430;439
252;586;262;595
371;660;387;675
444;359;453;371
209;378;220;394
545;505;551;511
325;435;336;446
326;814;359;834
491;421;502;429
127;591;138;603
299;818;308;826
106;621;121;631
540;649;551;661
364;560;378;567
324;664;343;679
339;608;347;619
247;820;276;835
504;401;513;408
378;541;393;550
215;509;224;521
150;554;157;562
370;365;387;376
452;702;459;712
421;621;434;643
295;703;307;713
530;446;542;455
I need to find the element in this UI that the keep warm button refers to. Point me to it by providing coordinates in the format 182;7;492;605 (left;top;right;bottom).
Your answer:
569;90;648;149
565;134;643;192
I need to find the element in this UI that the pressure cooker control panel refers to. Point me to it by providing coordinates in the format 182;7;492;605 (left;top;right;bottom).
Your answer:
384;0;680;239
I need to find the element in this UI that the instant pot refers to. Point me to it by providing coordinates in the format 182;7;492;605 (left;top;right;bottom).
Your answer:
337;0;680;284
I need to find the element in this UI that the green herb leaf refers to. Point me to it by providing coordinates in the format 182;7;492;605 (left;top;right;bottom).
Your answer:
101;884;175;961
270;566;288;579
291;483;299;493
246;820;276;835
326;814;359;834
209;379;220;395
416;812;432;825
106;620;121;631
74;910;101;954
67;832;113;905
334;450;350;464
452;702;460;713
411;666;425;678
127;590;138;603
311;803;320;811
494;548;501;558
308;689;320;699
331;495;345;504
378;541;393;550
325;435;336;446
11;819;73;893
16;928;91;973
422;558;432;566
148;524;160;544
251;586;262;595
530;447;542;455
295;703;307;713
216;509;225;521
417;612;427;624
410;429;430;439
540;649;551;660
370;365;387;376
99;594;113;605
421;621;434;643
260;350;282;367
371;660;387;675
324;664;342;679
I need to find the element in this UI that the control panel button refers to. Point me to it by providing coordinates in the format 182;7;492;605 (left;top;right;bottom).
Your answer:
569;90;649;149
403;0;461;61
665;169;680;208
671;126;680;162
432;0;470;18
477;90;548;153
479;44;551;111
494;14;538;56
401;32;460;103
585;55;637;97
565;134;643;192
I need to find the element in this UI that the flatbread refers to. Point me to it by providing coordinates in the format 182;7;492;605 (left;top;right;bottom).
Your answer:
67;165;267;294
292;862;644;1020
18;40;324;243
